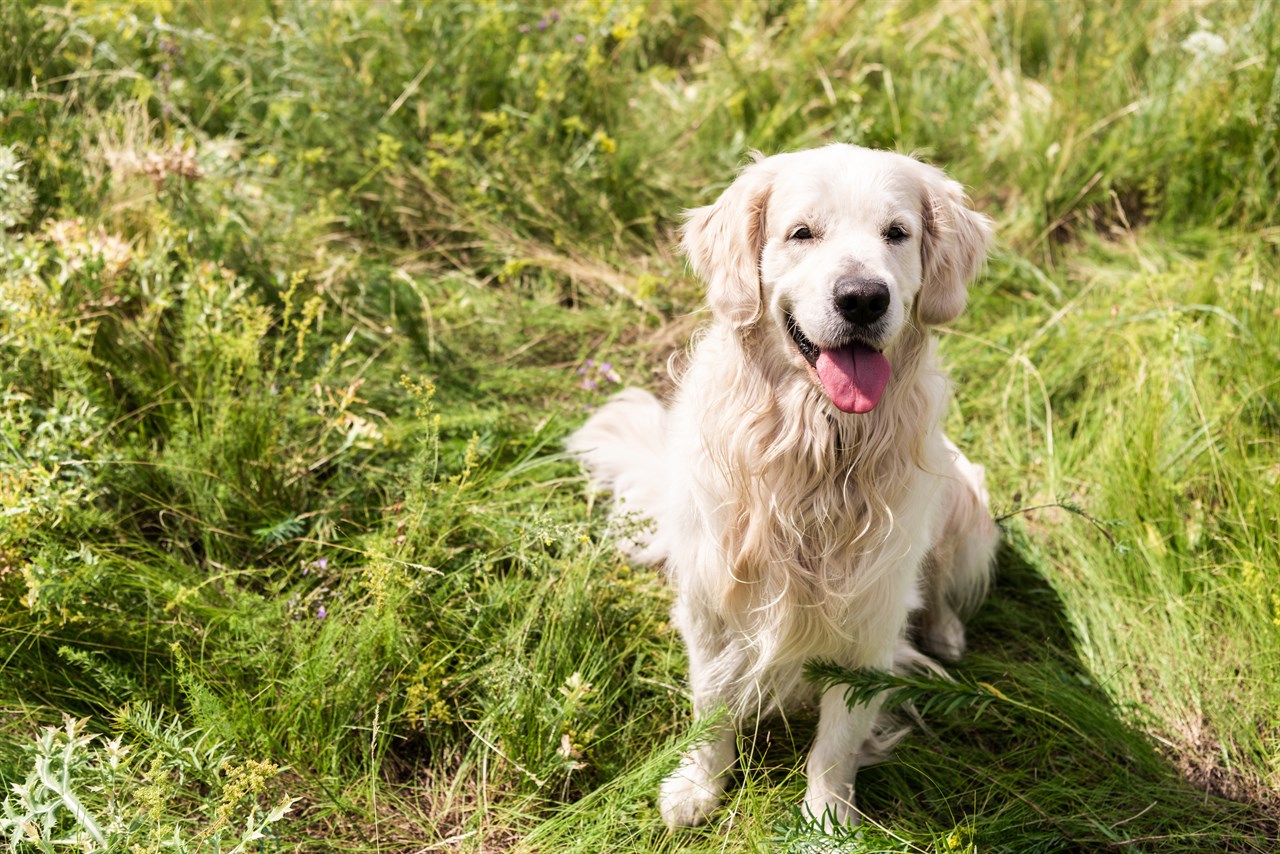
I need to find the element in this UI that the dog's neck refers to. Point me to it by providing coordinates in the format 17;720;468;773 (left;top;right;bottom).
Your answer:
691;322;945;557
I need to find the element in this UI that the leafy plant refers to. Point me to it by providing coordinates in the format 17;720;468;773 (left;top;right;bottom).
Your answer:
0;715;294;853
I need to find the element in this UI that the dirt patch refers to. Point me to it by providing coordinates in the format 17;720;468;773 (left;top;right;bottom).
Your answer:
286;758;525;853
1167;719;1280;828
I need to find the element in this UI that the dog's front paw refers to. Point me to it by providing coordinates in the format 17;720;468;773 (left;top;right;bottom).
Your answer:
803;782;860;831
657;759;726;828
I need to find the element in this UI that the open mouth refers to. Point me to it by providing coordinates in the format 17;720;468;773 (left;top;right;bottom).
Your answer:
785;312;821;365
784;312;892;414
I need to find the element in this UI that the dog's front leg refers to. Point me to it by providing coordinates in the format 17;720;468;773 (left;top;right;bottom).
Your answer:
657;617;737;828
657;714;735;828
803;678;886;828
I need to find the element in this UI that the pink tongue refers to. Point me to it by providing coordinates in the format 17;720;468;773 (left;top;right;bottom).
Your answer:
815;344;892;413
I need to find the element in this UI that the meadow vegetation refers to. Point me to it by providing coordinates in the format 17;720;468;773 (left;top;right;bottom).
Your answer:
0;1;1278;850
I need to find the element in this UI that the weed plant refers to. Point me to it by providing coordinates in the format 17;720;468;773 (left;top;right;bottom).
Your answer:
0;1;1277;850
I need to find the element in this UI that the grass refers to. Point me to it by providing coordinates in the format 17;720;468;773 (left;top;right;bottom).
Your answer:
0;0;1278;850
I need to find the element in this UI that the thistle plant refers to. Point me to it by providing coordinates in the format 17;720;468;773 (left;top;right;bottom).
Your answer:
0;145;34;230
0;715;296;853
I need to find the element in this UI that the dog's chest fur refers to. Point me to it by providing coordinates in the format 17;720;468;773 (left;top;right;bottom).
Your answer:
665;326;946;711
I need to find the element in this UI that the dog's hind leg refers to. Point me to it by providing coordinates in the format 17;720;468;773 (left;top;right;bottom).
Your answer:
919;440;999;661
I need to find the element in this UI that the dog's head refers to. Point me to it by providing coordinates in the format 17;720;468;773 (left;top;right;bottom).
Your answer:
682;144;992;414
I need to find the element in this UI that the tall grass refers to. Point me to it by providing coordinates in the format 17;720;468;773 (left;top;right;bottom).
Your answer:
0;1;1277;850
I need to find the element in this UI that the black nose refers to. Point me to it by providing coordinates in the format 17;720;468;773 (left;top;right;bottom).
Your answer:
833;276;891;326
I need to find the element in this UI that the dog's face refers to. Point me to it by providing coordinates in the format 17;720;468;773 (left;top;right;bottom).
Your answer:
682;144;992;414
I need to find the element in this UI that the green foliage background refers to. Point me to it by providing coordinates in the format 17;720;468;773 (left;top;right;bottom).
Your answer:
0;1;1277;850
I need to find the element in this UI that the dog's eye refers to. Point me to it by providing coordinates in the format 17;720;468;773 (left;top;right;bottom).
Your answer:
789;225;814;241
883;223;909;243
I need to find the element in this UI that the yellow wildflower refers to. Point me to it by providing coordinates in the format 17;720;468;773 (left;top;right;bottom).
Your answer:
593;131;617;154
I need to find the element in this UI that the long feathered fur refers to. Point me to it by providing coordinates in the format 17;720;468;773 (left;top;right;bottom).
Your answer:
568;143;999;828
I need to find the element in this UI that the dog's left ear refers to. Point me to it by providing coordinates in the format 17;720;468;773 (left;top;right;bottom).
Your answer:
681;158;775;328
916;166;993;326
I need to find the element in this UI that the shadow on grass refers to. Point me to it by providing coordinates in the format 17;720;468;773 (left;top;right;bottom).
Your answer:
487;532;1277;854
753;535;1278;852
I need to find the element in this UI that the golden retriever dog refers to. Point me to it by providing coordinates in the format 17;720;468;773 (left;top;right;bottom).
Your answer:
568;144;999;829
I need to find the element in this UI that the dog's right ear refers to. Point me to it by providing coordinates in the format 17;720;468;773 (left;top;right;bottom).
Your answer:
916;165;993;326
681;159;775;328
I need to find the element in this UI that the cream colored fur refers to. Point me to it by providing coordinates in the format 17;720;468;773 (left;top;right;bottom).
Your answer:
567;144;999;829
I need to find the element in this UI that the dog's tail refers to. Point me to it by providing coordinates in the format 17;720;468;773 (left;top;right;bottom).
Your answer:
566;388;669;565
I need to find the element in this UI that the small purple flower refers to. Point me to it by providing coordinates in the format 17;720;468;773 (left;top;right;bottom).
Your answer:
576;356;621;391
537;19;548;31
313;557;328;571
574;34;585;44
316;605;327;619
551;9;560;22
